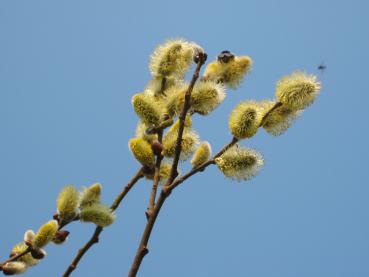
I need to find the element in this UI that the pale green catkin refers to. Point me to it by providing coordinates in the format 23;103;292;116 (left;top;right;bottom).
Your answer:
129;137;155;167
33;220;59;249
190;81;226;115
191;141;212;168
228;101;263;139
215;145;263;181
79;183;102;209
56;185;79;222
162;129;199;160
275;71;321;110
144;162;172;184
80;204;116;227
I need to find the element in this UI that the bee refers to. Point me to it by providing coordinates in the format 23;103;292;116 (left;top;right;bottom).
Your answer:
318;63;326;72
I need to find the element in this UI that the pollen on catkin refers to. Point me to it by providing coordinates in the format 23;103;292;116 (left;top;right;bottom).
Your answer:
191;141;212;168
56;185;79;222
275;72;321;110
11;243;39;267
132;93;163;127
149;39;200;79
79;183;102;209
32;220;59;249
203;55;253;89
2;261;28;275
261;100;302;136
190;81;226;115
80;204;116;227
215;145;263;181
229;101;263;139
162;129;199;160
129;138;155;167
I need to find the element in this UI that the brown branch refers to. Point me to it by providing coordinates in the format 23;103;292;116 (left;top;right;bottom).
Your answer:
146;131;163;219
167;52;207;184
62;168;144;277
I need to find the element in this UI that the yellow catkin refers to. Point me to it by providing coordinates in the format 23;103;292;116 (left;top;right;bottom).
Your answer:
191;141;212;168
203;56;253;89
162;129;199;160
129;138;155;167
149;39;201;79
229;101;263;139
79;183;102;209
11;243;39;267
165;83;188;117
190;81;226;115
261;100;302;136
33;220;59;249
56;185;79;222
275;72;321;110
132;93;163;127
215;145;263;181
80;204;115;227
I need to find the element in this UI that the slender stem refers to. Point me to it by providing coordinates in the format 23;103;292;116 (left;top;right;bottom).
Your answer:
146;131;163;218
167;53;207;184
62;168;144;277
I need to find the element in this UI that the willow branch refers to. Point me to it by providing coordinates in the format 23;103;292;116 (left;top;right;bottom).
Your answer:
146;131;163;218
0;248;31;271
167;52;207;184
62;168;144;277
260;101;282;126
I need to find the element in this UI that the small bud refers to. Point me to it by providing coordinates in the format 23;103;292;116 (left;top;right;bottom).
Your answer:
2;262;27;275
215;145;263;181
80;204;116;227
151;140;163;156
132;93;163;127
228;101;263;139
129;138;155;167
30;248;46;260
52;230;70;245
23;230;35;247
79;183;102;209
11;243;39;267
191;141;212;168
203;55;253;89
33;220;59;249
57;185;80;222
275;72;321;110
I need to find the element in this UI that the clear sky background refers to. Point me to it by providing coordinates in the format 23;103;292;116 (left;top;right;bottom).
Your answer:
1;1;368;276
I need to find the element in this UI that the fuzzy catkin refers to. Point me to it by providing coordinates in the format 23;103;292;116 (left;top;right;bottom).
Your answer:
80;204;115;227
132;93;163;127
162;129;199;160
129;138;155;167
275;72;321;110
33;220;59;249
2;261;28;275
228;101;263;139
56;186;79;222
79;183;102;209
11;243;39;267
215;145;263;181
191;141;212;168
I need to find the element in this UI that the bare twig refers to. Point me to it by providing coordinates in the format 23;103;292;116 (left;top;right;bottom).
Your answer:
62;168;144;277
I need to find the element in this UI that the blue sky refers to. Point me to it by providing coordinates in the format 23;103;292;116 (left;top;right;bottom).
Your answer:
1;0;369;276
